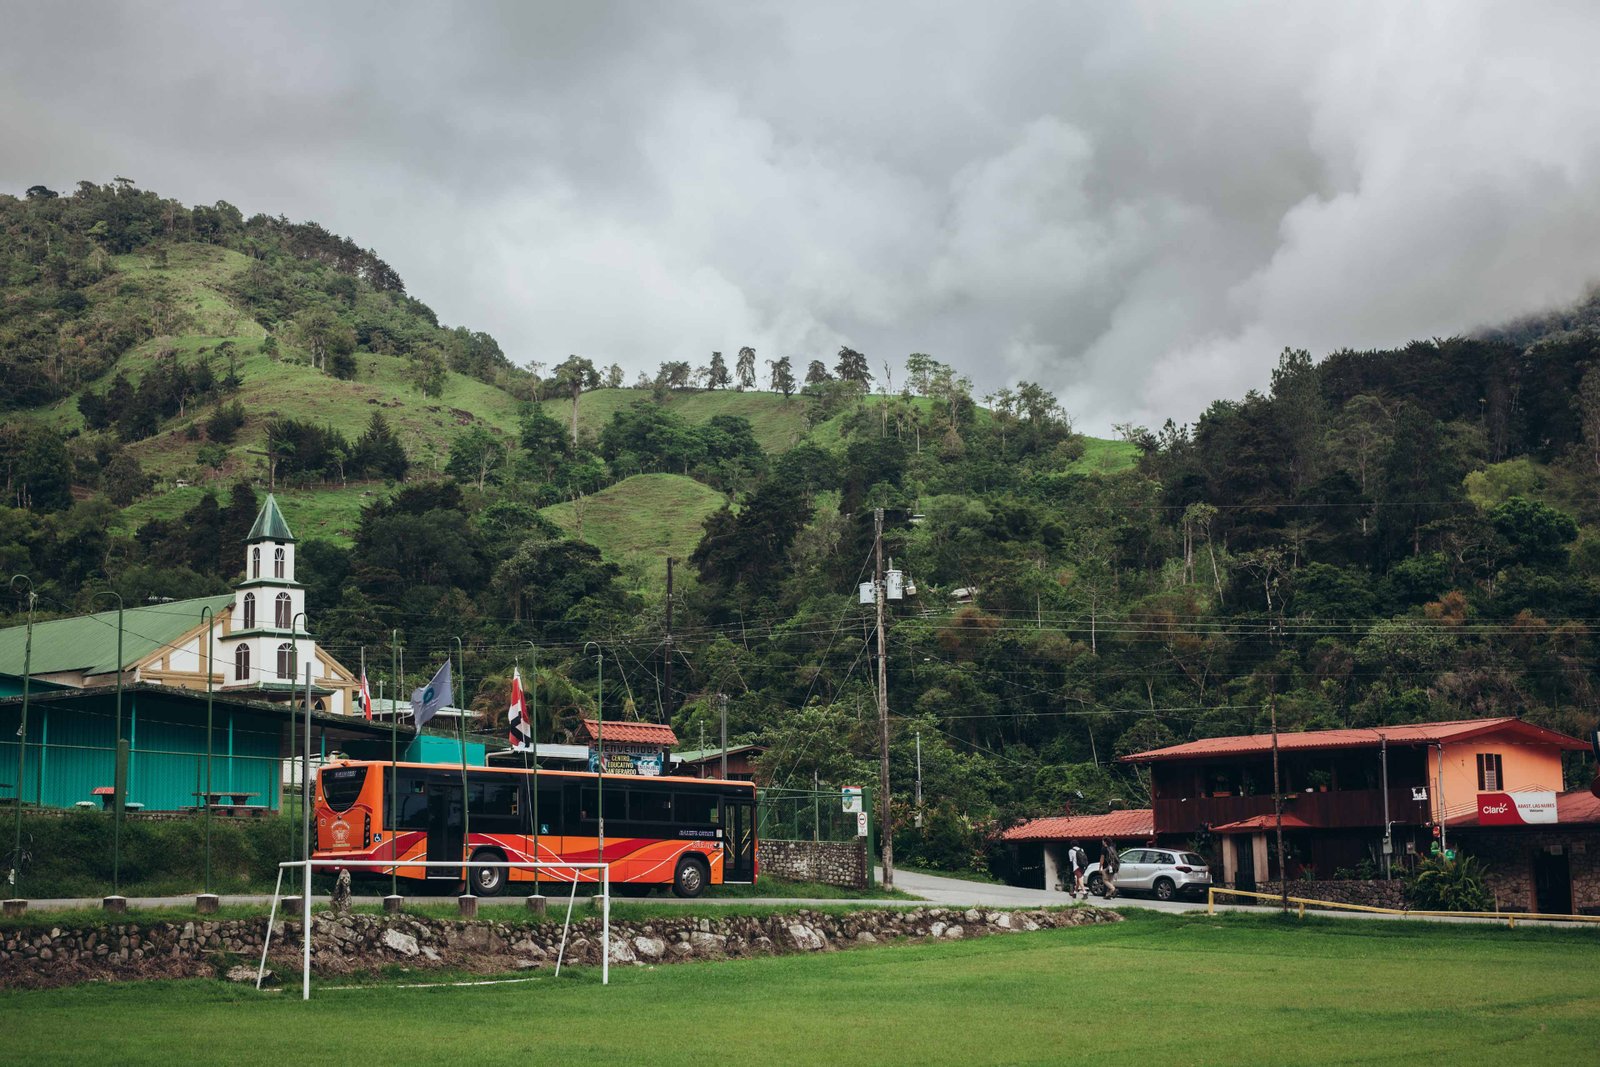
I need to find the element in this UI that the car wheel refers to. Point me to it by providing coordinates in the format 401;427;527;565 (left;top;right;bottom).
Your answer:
1153;877;1176;902
672;856;708;898
1087;873;1105;897
469;849;506;896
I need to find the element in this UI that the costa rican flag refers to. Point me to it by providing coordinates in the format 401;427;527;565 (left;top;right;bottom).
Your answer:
507;667;532;749
359;673;373;722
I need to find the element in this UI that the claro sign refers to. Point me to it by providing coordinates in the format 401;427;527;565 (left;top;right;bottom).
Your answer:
1476;791;1557;826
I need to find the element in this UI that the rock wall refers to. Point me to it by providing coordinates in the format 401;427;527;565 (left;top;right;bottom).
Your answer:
1456;828;1600;915
0;904;1118;989
760;839;868;888
1254;879;1405;910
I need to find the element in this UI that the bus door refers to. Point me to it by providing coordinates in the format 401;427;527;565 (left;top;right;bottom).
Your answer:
723;796;756;882
425;780;464;880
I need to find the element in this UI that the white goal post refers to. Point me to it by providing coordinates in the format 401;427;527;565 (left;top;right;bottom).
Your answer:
257;859;612;1000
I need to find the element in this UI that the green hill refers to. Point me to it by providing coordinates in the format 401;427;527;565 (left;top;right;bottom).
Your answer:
540;473;727;587
541;388;811;454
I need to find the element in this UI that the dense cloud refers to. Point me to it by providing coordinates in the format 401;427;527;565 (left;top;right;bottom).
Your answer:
4;1;1600;431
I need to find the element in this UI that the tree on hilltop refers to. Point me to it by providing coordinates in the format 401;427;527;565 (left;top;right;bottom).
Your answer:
736;347;757;390
554;355;600;447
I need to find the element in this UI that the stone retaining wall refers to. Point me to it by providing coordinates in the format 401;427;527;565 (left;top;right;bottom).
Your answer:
0;904;1118;989
1254;879;1405;910
760;839;868;888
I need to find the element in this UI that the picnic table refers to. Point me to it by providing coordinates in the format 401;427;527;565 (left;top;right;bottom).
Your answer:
193;791;261;806
189;791;266;817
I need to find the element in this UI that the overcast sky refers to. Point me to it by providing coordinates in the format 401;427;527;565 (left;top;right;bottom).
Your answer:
5;1;1600;433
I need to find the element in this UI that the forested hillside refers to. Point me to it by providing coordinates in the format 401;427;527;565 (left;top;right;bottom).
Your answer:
4;179;1599;877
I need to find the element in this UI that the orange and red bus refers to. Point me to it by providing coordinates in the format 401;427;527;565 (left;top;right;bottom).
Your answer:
313;761;757;897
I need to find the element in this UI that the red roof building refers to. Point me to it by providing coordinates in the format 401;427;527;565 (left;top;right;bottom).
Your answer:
576;719;678;747
575;719;678;776
1120;715;1593;912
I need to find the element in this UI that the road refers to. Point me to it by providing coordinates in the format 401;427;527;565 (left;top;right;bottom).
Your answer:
18;868;1598;928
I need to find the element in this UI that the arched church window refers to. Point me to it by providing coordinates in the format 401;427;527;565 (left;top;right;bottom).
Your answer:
277;642;294;679
243;593;255;629
251;547;260;579
235;644;250;681
275;592;291;629
274;547;286;579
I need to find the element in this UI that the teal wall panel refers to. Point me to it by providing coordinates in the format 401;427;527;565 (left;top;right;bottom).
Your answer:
0;695;284;812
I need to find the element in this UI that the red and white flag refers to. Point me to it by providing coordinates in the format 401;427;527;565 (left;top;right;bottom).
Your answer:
359;673;373;722
507;667;532;749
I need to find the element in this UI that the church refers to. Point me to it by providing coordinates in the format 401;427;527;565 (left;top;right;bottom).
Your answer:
0;495;390;813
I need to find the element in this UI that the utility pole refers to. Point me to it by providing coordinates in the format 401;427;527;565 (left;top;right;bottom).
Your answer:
719;693;729;780
1380;733;1391;880
874;508;894;890
915;732;923;828
1270;691;1286;911
664;557;674;717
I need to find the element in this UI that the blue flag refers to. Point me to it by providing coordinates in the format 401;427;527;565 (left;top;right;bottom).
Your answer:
411;659;452;730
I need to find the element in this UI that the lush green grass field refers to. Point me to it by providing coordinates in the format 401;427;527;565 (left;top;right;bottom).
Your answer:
540;388;812;454
4;912;1595;1064
541;473;727;587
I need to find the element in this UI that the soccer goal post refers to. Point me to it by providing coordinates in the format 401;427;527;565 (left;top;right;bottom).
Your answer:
257;859;612;1000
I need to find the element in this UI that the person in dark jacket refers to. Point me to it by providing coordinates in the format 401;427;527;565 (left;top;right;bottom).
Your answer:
1099;838;1121;899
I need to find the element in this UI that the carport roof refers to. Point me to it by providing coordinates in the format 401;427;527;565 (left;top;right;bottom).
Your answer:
1001;808;1154;842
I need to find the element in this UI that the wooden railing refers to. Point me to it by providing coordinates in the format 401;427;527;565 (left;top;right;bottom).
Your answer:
1154;787;1431;832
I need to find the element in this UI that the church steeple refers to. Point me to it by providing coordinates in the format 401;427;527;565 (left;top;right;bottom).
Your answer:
246;493;296;544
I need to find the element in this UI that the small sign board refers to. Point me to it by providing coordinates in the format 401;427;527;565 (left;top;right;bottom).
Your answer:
1411;786;1428;801
842;786;863;814
1477;791;1557;826
857;811;869;837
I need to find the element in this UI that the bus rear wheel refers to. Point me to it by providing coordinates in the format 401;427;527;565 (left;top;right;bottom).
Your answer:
672;856;708;899
469;849;506;896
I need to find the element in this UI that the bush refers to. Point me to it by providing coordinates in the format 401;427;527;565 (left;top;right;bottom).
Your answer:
1404;853;1492;911
13;810;298;897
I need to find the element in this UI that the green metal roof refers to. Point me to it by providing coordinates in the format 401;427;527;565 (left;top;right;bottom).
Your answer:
0;594;234;678
246;493;296;543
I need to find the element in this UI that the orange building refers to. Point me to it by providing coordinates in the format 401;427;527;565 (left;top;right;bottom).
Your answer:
1122;717;1588;889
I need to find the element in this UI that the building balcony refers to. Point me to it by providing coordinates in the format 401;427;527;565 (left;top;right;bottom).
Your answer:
1153;787;1432;834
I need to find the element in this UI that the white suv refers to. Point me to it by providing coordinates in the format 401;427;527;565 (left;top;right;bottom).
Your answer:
1086;848;1211;901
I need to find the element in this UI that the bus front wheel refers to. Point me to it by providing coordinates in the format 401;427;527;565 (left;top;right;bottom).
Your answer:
469;849;506;896
672;856;708;899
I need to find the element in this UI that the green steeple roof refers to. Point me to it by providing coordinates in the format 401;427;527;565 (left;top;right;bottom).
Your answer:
246;494;296;543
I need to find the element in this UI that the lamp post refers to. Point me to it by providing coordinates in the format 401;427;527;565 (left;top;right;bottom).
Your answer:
584;641;604;876
7;576;35;902
522;640;538;897
290;611;307;893
451;636;471;894
89;589;124;897
200;604;216;895
389;629;400;901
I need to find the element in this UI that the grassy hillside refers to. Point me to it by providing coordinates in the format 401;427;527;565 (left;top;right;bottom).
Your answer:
24;243;524;488
541;473;727;587
541;388;810;454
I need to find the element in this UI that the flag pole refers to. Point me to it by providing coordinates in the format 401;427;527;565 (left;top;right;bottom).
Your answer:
390;630;399;900
453;637;471;894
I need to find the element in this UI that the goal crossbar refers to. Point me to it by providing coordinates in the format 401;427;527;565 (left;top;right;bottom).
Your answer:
257;859;611;1000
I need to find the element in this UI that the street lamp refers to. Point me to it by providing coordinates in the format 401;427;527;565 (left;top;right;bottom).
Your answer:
89;588;124;898
199;604;216;895
290;611;307;893
7;576;35;902
451;636;471;894
583;640;604;878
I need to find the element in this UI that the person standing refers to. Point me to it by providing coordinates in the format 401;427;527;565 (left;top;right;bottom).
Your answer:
1099;838;1121;900
1068;843;1088;900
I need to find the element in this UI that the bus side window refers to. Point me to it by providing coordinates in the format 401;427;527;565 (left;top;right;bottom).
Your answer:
534;785;562;836
629;789;673;823
389;770;429;830
674;793;719;826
